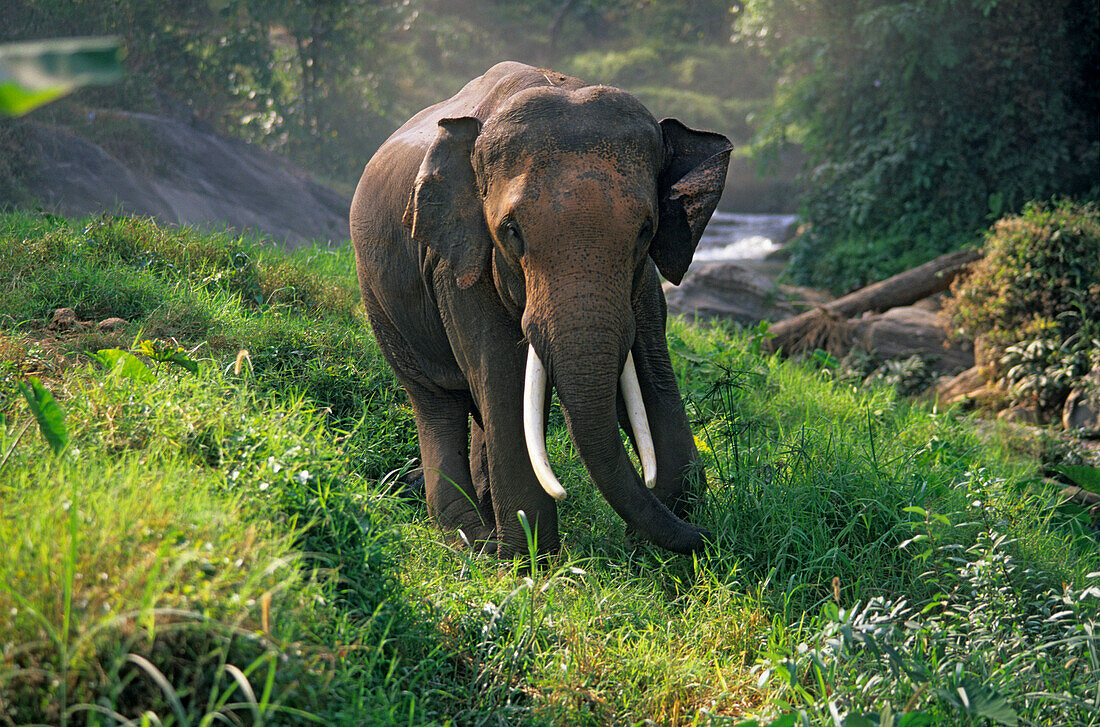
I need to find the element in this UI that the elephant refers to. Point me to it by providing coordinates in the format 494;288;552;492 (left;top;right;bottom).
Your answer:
350;62;731;557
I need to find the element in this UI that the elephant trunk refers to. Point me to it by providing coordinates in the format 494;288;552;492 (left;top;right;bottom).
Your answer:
524;347;656;500
527;337;707;554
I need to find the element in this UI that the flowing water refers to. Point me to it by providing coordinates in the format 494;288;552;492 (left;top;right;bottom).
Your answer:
695;212;798;262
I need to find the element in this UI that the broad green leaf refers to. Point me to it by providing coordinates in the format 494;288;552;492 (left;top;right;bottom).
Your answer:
132;339;199;375
92;348;156;383
0;82;70;115
1054;465;1100;494
0;36;122;116
17;376;69;455
956;679;1019;726
162;349;199;374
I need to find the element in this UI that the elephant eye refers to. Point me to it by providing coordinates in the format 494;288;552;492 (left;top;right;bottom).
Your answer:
500;218;525;255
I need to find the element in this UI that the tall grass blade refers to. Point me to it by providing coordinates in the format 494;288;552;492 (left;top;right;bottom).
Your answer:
0;418;32;473
222;663;261;724
125;654;190;726
66;703;146;726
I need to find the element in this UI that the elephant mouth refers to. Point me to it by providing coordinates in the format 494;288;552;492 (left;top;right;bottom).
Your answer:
522;344;657;500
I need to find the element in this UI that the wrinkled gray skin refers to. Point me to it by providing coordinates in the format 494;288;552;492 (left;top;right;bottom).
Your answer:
350;62;731;557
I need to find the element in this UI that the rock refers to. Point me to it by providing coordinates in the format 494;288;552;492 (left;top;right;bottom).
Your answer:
932;365;987;404
929;366;1008;410
662;261;830;326
852;307;974;374
911;291;947;313
97;317;128;332
49;308;77;330
1063;368;1100;434
23;111;350;249
47;307;90;331
999;404;1038;424
966;383;1010;410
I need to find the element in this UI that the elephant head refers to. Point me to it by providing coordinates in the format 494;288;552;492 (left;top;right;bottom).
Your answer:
403;85;730;553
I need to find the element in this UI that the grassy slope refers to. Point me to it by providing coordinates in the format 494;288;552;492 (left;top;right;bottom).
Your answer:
0;212;1096;726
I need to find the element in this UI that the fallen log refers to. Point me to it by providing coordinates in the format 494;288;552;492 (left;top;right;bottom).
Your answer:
765;248;982;356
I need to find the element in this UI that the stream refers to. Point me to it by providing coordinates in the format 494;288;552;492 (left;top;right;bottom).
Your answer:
696;212;798;262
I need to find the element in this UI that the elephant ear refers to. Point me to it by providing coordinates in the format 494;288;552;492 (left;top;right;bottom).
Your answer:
403;116;491;290
650;119;733;285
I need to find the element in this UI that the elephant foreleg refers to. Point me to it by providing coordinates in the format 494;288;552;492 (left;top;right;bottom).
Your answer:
407;384;495;546
473;355;560;558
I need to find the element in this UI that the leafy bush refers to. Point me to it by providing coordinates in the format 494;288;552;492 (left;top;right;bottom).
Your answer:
831;349;940;398
944;200;1100;412
999;338;1098;416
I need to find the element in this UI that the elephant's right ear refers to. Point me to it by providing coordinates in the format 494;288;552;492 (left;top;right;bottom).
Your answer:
403;116;491;290
650;119;732;285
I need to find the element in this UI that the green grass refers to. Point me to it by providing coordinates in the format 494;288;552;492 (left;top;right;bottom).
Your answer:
0;211;1097;725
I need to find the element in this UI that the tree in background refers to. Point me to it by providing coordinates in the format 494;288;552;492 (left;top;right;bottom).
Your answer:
744;0;1100;292
397;0;773;145
3;0;408;181
220;0;407;180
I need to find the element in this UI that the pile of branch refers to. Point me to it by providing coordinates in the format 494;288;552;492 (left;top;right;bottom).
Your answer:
764;249;982;357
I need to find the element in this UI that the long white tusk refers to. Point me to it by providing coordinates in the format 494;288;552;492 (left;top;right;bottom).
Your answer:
621;351;658;488
523;345;567;501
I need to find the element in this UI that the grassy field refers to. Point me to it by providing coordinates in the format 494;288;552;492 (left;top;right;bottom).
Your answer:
1;212;1097;726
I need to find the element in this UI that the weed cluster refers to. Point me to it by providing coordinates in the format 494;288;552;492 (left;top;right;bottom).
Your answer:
754;477;1100;725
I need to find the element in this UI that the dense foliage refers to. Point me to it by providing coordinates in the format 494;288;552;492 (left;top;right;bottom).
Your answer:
9;0;1096;290
944;200;1100;415
745;0;1100;292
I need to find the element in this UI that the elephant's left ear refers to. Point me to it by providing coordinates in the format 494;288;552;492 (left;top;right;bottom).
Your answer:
650;119;732;285
403;116;491;290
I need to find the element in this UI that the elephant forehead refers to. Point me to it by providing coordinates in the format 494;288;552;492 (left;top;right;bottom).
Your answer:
487;150;656;217
481;125;660;174
478;90;661;173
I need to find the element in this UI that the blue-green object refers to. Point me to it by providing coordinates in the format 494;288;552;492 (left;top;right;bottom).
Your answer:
0;36;122;116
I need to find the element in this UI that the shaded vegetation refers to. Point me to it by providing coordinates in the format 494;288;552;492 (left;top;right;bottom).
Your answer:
1;212;1097;724
746;0;1100;292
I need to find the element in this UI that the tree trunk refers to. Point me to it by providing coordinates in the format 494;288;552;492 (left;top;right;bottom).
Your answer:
765;248;982;357
546;0;579;61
